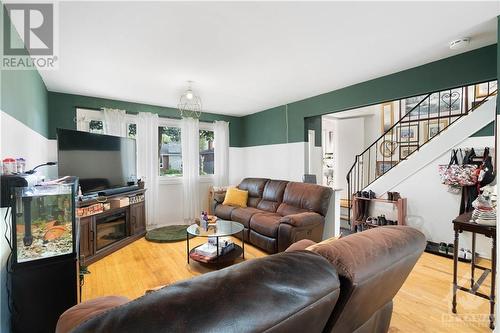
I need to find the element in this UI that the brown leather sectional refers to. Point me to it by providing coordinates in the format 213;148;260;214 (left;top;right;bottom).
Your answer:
214;178;333;253
57;226;426;333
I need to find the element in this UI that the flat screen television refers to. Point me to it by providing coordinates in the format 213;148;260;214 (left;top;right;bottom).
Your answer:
57;129;137;195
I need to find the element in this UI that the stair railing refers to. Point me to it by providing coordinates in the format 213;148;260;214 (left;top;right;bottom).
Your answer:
346;80;497;228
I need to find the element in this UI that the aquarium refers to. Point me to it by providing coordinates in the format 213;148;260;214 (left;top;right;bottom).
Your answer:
14;184;75;263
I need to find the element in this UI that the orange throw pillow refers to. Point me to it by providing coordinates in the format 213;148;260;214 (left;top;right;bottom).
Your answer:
222;187;248;207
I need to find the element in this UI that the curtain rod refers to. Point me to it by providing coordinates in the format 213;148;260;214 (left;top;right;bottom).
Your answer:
101;107;230;124
76;106;229;124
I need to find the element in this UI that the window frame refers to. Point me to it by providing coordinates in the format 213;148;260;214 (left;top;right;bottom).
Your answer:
76;108;104;132
158;118;183;184
198;125;215;179
76;109;215;185
157;119;215;184
76;108;137;137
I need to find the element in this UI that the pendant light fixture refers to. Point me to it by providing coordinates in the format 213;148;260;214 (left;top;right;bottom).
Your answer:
178;81;202;118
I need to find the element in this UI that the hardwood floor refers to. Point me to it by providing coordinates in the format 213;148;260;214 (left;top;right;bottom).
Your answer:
82;237;493;332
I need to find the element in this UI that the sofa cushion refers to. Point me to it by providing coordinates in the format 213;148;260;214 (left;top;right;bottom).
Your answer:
222;187;248;207
257;180;288;212
276;203;309;216
249;230;278;253
285;239;317;252
231;207;263;228
278;182;333;216
56;296;129;333
250;213;282;238
214;204;237;220
314;226;426;333
280;212;325;228
237;178;269;207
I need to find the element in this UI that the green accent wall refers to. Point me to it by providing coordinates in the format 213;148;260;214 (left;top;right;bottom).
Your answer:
48;92;243;147
0;8;49;137
472;121;495;137
242;44;497;147
304;116;322;147
239;105;287;146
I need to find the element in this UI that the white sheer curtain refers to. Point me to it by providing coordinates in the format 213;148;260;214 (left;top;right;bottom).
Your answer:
136;112;159;228
214;120;229;187
181;117;200;223
103;108;127;136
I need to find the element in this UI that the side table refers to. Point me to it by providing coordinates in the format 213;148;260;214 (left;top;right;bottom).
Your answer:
452;212;496;330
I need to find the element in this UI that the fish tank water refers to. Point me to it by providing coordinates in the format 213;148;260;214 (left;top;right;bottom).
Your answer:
14;184;75;263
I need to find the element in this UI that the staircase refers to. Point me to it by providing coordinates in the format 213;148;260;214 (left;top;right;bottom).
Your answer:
346;81;498;226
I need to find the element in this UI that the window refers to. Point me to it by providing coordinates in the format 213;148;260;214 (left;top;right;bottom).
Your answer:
199;130;214;175
89;120;104;134
76;108;137;138
76;108;105;133
159;126;182;176
127;123;137;138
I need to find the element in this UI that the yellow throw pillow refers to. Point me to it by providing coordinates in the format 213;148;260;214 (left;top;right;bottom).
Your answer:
222;187;248;208
306;235;340;251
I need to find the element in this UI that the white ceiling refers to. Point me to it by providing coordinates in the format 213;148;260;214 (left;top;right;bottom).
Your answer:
39;1;500;116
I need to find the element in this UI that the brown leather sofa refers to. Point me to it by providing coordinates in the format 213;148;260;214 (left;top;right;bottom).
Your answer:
214;178;333;253
57;226;426;333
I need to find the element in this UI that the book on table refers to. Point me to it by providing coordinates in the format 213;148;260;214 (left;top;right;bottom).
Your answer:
194;238;235;259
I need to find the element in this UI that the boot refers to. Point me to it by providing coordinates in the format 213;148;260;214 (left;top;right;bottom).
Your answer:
353;192;365;222
362;199;370;220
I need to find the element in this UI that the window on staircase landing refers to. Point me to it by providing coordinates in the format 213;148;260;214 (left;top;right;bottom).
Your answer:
403;82;498;121
326;80;497;198
475;81;498;100
403;88;464;121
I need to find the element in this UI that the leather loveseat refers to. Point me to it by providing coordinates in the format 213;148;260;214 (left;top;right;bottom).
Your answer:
214;178;333;253
56;226;426;333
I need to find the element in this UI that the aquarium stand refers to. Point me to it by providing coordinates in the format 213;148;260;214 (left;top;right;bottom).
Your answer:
8;181;79;333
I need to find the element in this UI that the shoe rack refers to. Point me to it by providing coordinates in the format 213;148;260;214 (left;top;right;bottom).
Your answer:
350;196;407;231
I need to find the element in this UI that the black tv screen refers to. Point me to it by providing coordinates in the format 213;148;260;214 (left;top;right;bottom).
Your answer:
57;129;137;194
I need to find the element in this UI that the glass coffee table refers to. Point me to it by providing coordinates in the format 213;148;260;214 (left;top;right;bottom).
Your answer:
186;220;245;266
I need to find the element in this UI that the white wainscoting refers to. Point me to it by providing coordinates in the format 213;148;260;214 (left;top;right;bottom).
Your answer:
0;111;57;177
0;110;58;333
156;178;215;226
149;137;312;226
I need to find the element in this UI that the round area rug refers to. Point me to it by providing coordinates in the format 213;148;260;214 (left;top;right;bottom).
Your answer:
145;225;193;243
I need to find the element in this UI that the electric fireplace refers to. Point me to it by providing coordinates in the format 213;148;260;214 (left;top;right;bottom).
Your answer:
96;211;127;251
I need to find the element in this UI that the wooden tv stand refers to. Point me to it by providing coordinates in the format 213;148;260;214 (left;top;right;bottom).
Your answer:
78;189;146;266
